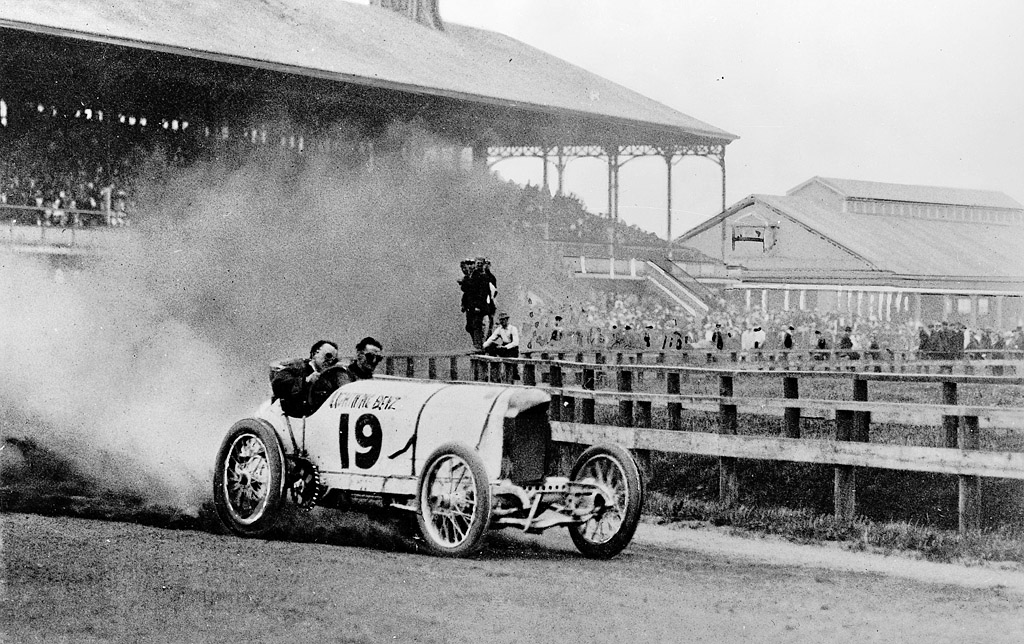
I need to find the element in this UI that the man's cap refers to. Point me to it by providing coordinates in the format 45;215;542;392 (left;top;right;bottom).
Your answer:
474;256;487;262
498;311;510;319
845;326;852;332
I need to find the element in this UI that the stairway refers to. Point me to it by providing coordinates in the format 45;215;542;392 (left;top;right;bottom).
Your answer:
643;257;714;316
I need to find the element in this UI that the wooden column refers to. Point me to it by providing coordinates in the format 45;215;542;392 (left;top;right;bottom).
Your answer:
719;374;739;506
783;376;800;438
449;356;459;381
942;382;958;448
959;415;982;534
617;369;633;427
549;364;563;422
522;362;537;387
581;367;596;424
428;357;437;380
853;378;870;442
385;356;395;376
667;371;682;431
834;405;856;524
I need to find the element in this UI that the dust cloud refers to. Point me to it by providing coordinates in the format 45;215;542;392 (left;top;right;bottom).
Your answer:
0;126;566;514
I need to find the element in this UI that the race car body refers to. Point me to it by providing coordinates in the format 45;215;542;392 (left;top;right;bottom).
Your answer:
213;377;643;558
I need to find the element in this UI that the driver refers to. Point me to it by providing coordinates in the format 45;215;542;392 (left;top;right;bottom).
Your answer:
270;340;343;417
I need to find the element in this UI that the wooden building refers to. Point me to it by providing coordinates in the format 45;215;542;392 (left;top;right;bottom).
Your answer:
677;177;1024;329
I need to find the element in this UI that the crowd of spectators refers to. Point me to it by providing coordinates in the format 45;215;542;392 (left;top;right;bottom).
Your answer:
514;184;665;248
1;122;136;227
516;290;1024;361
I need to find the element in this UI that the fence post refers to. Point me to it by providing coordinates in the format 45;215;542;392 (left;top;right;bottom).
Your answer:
562;390;576;422
617;368;633;427
428;357;437;380
719;374;739;506
783;376;800;438
581;367;596;424
667;371;682;431
942;381;958;448
450;356;459;381
853;378;870;442
523;362;537;386
959;415;982;534
549;363;563;422
489;361;501;383
406;357;415;379
834;406;856;524
385;356;395;376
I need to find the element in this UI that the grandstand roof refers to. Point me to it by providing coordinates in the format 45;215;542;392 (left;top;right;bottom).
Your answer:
790;177;1024;210
0;0;736;145
683;192;1024;280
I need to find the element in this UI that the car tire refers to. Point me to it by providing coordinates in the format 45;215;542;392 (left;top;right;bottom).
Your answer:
212;418;286;537
568;443;643;559
416;442;491;557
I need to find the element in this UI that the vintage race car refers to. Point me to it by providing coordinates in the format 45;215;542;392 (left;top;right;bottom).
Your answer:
212;376;643;558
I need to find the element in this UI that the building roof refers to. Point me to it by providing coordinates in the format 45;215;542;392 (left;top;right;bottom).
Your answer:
0;0;736;143
790;177;1023;210
755;194;1024;278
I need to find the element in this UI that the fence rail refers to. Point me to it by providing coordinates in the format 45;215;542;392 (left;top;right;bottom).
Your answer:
383;351;1024;534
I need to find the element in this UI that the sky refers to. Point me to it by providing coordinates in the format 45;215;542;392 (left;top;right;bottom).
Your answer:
358;0;1024;239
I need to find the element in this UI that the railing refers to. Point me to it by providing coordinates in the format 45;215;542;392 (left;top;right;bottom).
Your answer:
384;351;1024;534
519;348;1023;376
2;206;128;250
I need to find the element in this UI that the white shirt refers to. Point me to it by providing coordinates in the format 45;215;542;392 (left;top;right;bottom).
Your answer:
484;324;520;349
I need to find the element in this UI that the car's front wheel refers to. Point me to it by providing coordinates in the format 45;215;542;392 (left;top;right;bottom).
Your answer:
416;443;491;557
568;443;643;559
212;418;286;537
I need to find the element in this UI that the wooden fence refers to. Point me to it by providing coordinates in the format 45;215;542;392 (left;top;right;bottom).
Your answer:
383;352;1024;534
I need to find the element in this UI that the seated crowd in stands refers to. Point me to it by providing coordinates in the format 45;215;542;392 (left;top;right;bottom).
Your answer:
516;291;1024;361
514;184;665;248
1;158;132;227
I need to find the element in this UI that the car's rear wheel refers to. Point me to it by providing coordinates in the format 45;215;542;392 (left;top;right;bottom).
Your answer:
213;418;286;537
416;443;491;557
568;443;643;559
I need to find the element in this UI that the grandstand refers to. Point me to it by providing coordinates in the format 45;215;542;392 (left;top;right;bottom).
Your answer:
4;1;1021;350
1;0;736;307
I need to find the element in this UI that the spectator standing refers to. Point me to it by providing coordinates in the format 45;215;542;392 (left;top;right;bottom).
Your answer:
483;259;498;335
813;330;830;360
459;257;491;351
711;323;725;351
838;326;859;359
782;325;795;350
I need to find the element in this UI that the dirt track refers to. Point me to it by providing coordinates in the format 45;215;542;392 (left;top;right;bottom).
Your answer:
3;511;1024;643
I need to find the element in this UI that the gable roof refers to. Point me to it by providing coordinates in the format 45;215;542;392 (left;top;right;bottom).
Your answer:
790;177;1023;210
756;194;1024;278
0;0;736;143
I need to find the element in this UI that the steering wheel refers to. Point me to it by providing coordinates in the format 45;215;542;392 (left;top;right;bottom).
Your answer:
307;364;349;414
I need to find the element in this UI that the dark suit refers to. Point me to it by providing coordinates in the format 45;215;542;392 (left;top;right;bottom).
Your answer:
271;358;348;417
